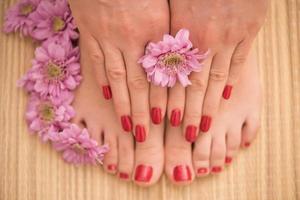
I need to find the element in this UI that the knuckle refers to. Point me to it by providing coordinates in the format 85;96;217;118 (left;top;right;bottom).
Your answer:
184;111;202;120
209;68;228;82
131;110;148;119
89;51;103;64
189;78;207;92
231;53;248;66
107;67;126;80
128;75;148;90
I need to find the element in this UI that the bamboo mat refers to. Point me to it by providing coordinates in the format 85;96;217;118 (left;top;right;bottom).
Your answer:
0;0;299;199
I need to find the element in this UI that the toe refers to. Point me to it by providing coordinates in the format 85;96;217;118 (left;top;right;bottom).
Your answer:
165;124;194;185
210;130;226;174
103;129;118;174
241;115;260;148
225;126;242;165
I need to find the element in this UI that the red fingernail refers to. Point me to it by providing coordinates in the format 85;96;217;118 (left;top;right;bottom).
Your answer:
245;142;251;147
151;107;162;124
185;125;197;143
119;172;129;180
102;85;112;100
121;115;132;132
225;157;232;164
200;115;212;132
197;167;208;174
108;164;117;171
135;125;146;142
222;85;233;100
135;165;153;182
211;166;222;173
170;109;181;127
173;165;192;182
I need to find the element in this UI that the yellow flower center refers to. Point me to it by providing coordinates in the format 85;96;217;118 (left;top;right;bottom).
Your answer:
163;53;184;68
72;143;86;155
39;103;55;122
20;4;34;16
47;62;63;79
52;17;65;32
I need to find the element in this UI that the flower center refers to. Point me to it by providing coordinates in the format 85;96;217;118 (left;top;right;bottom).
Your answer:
163;53;184;67
72;143;86;155
52;17;65;32
46;62;64;79
20;4;35;16
39;103;55;122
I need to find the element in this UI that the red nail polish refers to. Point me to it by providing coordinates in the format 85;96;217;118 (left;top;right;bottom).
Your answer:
245;142;251;147
121;115;132;132
135;125;146;142
108;164;117;171
185;125;197;143
222;85;233;100
211;166;222;173
173;165;192;182
151;107;162;124
197;167;208;174
119;172;129;180
102;85;112;100
135;165;153;182
170;109;181;127
200;115;212;132
225;157;232;164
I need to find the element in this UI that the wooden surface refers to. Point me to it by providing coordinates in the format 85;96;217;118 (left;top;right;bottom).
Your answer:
0;0;299;199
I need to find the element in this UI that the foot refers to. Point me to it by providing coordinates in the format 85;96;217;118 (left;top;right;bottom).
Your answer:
165;49;261;184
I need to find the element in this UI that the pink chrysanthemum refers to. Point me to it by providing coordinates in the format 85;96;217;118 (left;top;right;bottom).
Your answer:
26;92;75;141
18;39;81;97
139;29;208;87
49;124;109;164
3;0;40;35
30;0;78;41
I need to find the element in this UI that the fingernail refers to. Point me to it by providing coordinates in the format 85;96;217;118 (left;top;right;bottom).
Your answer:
245;142;251;147
121;115;132;132
170;109;181;127
225;157;232;164
151;107;162;124
119;172;129;180
222;85;233;100
197;167;208;175
185;125;197;143
173;165;192;182
108;164;117;171
102;85;112;100
135;165;153;182
200;115;212;132
135;125;146;142
211;166;222;173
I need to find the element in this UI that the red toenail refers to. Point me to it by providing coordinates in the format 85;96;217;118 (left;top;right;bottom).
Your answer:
200;115;212;132
197;167;208;174
102;85;112;100
211;166;222;173
185;125;197;143
173;165;192;182
108;164;117;171
222;85;233;100
135;125;146;142
225;157;232;164
170;109;181;127
245;142;251;147
135;165;153;182
151;107;162;124
119;172;129;180
121;115;132;132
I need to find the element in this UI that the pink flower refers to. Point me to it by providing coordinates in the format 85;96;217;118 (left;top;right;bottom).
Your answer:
3;0;40;35
49;124;109;165
19;39;81;97
30;0;78;41
26;92;75;141
139;29;208;87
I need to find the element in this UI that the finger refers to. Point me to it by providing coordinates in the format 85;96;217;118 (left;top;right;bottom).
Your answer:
222;38;253;100
102;45;132;133
123;47;150;143
150;85;167;125
200;49;234;133
167;82;185;127
183;57;212;142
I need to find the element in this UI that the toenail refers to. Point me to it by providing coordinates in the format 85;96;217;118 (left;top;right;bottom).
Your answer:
107;164;117;171
102;85;112;100
134;165;153;182
173;165;192;182
200;115;212;132
222;85;233;100
245;142;251;147
225;157;232;164
211;166;222;173
135;125;146;142
151;107;162;124
170;109;181;127
185;125;197;143
197;167;208;175
119;172;129;180
121;115;132;132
